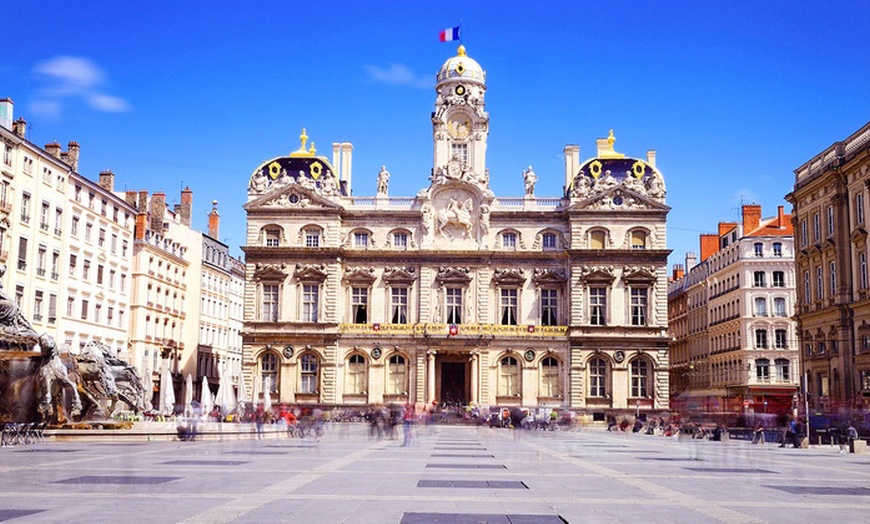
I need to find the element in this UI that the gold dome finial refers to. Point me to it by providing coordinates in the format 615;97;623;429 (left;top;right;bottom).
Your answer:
300;128;309;150
607;129;616;149
457;44;466;56
309;141;316;155
290;127;315;157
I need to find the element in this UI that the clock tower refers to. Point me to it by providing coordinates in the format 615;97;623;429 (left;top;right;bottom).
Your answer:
432;45;489;185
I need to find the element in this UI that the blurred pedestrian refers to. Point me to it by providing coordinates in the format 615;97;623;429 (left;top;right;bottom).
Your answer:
255;403;265;439
402;403;414;446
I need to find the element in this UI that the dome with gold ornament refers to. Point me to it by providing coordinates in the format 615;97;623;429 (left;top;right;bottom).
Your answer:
247;128;345;196
436;45;486;87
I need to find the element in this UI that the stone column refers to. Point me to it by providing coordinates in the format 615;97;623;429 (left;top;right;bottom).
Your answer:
427;350;437;403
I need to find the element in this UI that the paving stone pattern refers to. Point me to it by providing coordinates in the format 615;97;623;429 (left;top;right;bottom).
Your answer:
1;424;870;522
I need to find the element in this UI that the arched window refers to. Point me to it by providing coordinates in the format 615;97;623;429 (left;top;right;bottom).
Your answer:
346;354;367;394
263;227;281;247
630;358;651;398
499;356;520;396
756;358;771;383
540;356;560;397
299;354;319;394
589;357;608;397
387;354;407;395
775;358;790;383
260;352;278;394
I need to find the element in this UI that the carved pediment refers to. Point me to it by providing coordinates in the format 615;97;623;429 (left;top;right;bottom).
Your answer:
578;186;668;211
622;265;658;283
435;266;472;286
383;267;417;284
253;263;288;281
294;263;328;283
577;265;615;284
492;267;525;286
532;268;568;285
858;320;870;333
343;266;376;284
851;227;868;243
243;183;343;212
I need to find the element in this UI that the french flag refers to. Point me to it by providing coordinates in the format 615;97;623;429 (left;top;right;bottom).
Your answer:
439;26;461;42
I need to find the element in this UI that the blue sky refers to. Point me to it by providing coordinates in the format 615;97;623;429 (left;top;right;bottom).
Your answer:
4;2;870;267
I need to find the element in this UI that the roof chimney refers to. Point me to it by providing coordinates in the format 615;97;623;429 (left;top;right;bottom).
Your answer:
180;186;193;226
646;149;657;168
700;234;719;262
208;200;220;239
98;169;115;192
137;190;148;213
45;141;61;159
563;145;580;195
685;252;697;271
135;190;148;240
11;118;26;138
672;263;685;281
777;205;785;228
742;204;762;233
340;142;353;194
0;98;12;130
150;191;166;232
66;141;80;172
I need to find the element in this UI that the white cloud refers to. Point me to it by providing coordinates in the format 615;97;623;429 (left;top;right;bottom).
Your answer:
31;55;130;116
364;63;430;89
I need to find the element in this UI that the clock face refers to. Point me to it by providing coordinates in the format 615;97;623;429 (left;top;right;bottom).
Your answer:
447;114;471;139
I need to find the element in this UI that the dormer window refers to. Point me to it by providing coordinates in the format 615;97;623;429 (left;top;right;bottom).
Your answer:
393;232;408;249
502;232;517;249
542;232;557;250
630;230;647;250
305;229;320;247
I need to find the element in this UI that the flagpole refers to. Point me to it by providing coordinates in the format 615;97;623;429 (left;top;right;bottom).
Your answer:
460;19;463;45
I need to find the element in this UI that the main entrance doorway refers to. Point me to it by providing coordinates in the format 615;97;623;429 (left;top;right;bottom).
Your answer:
440;362;467;406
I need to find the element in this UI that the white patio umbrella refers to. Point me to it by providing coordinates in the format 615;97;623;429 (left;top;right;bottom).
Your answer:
263;376;272;412
184;373;194;416
142;367;154;411
236;373;248;412
200;378;213;417
252;373;261;406
159;365;175;415
219;368;237;415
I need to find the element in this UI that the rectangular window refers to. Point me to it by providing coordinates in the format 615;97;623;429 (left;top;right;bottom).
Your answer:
83;260;91;281
756;360;770;382
393;232;408;249
776;360;790;382
71;216;79;237
590;287;606;326
351;286;368;324
773;242;782;257
33;290;43;322
502;232;517;249
120;274;126;292
754;297;767;316
542;233;557;249
451;143;468;164
107;307;114;326
98;228;106;248
827;205;834;236
66;296;75;317
500;288;518;325
81;299;89;321
302;284;319;322
541;289;558;326
804;270;810;301
40;202;50;231
20;192;31;224
391;287;408;324
753;271;765;287
774;298;787;317
2;144;11;166
36;245;46;276
85;222;92;242
446;287;463;324
857;193;865;225
97;264;104;285
775;329;788;349
754;242;763;257
353;232;368;248
17;237;27;270
54;208;63;235
816;266;823;301
862;253;868;290
111;234;118;254
755;329;768;349
830;261;836;297
94;304;102;324
48;294;57;324
122;240;128;257
265;229;280;247
305;230;320;247
630;288;648;326
813;212;820;241
772;271;785;287
800;219;807;247
261;284;278;321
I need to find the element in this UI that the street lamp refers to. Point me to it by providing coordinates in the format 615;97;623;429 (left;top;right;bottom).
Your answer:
636;399;641;419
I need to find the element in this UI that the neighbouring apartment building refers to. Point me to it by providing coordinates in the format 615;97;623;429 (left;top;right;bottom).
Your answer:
668;204;799;416
786;121;870;412
241;46;671;417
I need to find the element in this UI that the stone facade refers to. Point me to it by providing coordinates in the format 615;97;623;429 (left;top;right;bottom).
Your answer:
242;47;670;416
786;121;870;412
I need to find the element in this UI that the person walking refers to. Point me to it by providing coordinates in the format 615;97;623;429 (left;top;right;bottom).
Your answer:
401;403;414;446
254;403;265;440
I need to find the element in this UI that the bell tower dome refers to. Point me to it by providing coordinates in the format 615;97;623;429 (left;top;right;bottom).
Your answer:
432;45;489;186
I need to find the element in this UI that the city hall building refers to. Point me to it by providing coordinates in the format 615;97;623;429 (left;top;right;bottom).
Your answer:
241;46;671;417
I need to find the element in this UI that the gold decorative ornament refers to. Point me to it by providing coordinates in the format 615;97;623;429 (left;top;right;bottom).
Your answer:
589;160;603;178
455;62;465;75
457;45;466;56
632;160;646;179
454;84;466;96
310;161;323;179
268;161;282;180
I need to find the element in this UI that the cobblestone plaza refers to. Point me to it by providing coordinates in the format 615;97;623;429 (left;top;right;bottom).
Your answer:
1;425;869;522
